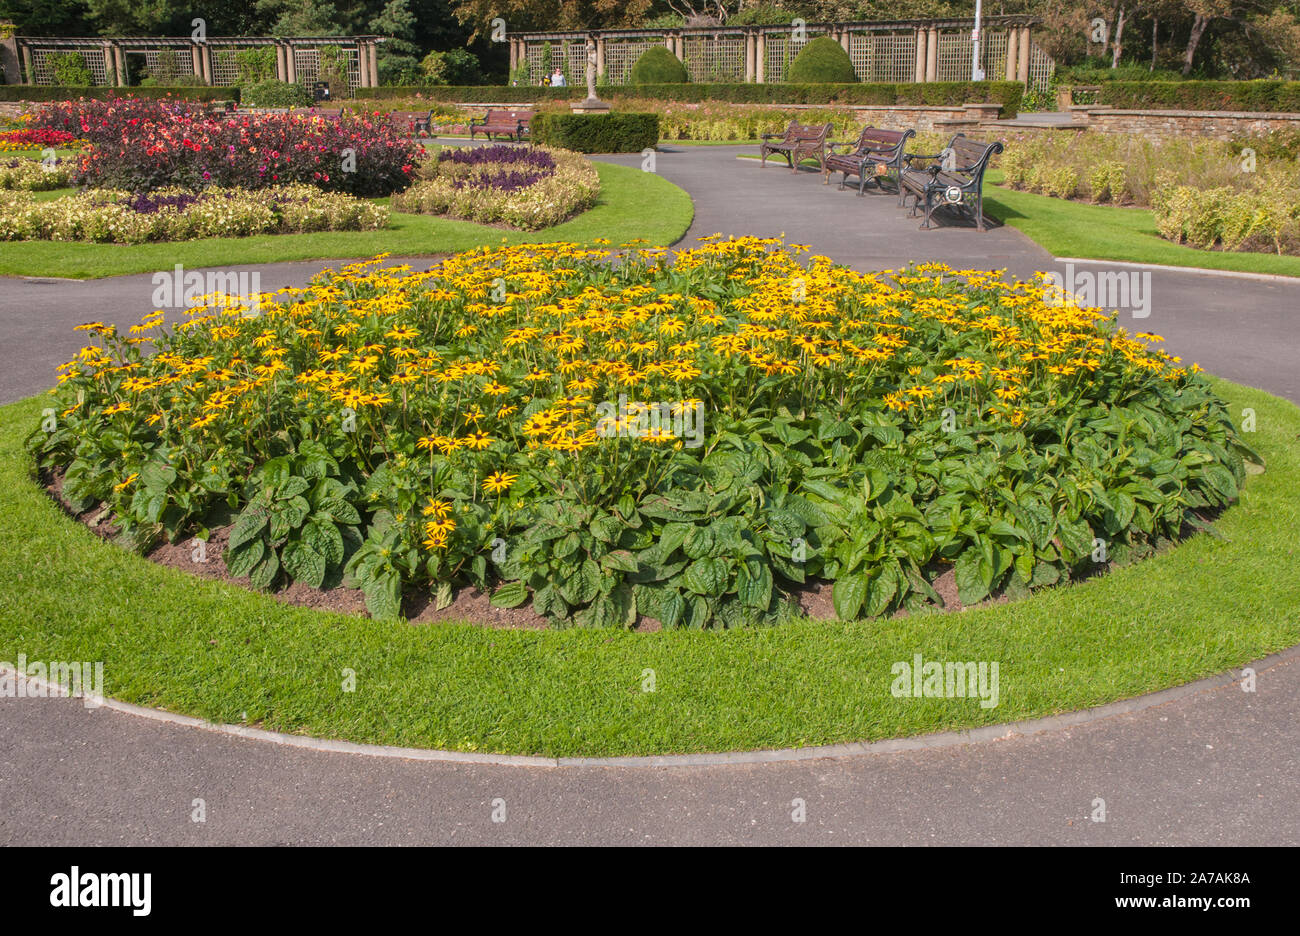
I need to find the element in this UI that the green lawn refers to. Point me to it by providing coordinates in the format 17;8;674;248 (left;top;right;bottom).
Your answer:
1;377;1296;757
982;170;1300;278
0;161;694;279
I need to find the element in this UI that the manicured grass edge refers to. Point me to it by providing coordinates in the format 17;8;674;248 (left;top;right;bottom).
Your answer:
0;377;1296;758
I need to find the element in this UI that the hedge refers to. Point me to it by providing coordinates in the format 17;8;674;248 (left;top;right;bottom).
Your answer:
787;36;858;84
629;46;689;85
0;86;239;103
354;81;1023;117
1098;80;1300;113
531;112;660;153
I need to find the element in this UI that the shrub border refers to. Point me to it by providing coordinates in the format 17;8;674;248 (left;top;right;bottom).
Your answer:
354;81;1023;117
0;86;238;103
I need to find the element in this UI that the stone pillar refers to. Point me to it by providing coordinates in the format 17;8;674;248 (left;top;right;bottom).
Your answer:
925;28;938;82
1005;27;1019;81
840;28;850;55
1017;27;1031;85
508;38;517;72
596;36;605;78
0;38;20;85
744;31;755;83
275;43;288;82
286;42;297;84
114;45;127;86
914;29;926;82
200;44;213;84
190;44;202;83
20;43;34;85
367;41;377;88
675;34;685;60
756;31;765;83
102;42;115;86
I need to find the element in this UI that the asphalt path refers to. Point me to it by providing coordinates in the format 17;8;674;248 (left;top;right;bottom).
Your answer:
1;141;1297;846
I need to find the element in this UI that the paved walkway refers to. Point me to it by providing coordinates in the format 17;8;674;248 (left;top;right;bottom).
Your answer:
1;142;1298;845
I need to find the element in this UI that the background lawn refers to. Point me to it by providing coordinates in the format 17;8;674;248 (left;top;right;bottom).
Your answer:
981;170;1300;278
0;377;1296;757
0;161;694;279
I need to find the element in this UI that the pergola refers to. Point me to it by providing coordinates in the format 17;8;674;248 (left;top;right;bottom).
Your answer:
1;35;385;90
510;16;1051;88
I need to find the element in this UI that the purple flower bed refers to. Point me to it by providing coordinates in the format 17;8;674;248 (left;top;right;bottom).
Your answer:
442;145;556;171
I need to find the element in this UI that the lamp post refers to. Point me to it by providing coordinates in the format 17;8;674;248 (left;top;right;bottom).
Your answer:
971;0;985;81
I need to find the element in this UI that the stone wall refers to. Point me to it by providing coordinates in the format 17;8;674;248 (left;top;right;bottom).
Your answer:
1078;107;1300;139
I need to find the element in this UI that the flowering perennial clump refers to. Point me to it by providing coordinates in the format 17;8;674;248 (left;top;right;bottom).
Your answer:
0;184;388;243
29;238;1256;626
32;96;423;196
392;144;598;230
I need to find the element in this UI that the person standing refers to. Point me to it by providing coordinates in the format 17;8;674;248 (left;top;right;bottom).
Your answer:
550;67;566;87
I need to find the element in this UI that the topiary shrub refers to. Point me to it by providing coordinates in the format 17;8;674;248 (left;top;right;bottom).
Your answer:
629;46;689;85
786;36;856;84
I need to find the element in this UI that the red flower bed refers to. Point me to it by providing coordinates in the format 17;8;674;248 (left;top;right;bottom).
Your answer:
33;96;424;197
0;128;82;149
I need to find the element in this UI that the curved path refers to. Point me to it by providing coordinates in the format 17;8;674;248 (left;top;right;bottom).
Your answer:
1;143;1298;845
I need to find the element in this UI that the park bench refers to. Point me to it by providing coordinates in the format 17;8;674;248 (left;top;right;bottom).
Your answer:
899;133;1004;232
385;110;436;137
759;121;832;174
823;126;916;197
469;109;534;142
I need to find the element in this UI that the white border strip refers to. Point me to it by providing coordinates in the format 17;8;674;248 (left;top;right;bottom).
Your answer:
1055;257;1300;285
4;643;1296;769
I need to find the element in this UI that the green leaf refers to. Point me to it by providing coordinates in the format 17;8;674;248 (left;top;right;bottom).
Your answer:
434;580;453;611
736;557;773;609
954;547;993;605
863;566;898;617
249;549;280;591
224;537;264;579
683;525;714;559
490;580;528;609
600;549;638;573
363;570;403;621
318;496;360;526
228;506;270;552
683;557;728;596
281;539;326;588
832;573;867;621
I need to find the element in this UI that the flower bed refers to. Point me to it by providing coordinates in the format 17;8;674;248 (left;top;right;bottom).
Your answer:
32;97;423;196
28;238;1255;626
0;128;85;152
0;183;388;243
391;144;598;230
0;157;73;190
997;132;1300;255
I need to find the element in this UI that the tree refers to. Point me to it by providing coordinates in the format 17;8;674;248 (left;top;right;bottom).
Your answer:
370;0;420;82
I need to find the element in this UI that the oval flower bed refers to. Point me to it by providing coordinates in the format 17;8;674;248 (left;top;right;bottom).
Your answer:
0;183;388;243
0;157;74;191
391;144;599;230
28;238;1257;627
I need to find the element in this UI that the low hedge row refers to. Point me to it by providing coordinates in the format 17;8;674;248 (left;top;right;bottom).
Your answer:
356;81;1023;117
1098;80;1300;112
531;112;660;154
0;86;239;103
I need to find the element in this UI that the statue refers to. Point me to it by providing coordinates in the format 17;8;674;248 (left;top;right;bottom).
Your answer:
571;36;610;115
